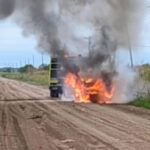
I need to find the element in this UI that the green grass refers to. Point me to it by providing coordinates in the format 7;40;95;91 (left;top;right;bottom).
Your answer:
130;94;150;109
0;71;49;86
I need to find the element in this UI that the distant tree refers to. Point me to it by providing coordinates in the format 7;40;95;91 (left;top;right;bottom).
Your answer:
142;64;150;68
39;64;49;70
19;65;34;73
1;67;13;72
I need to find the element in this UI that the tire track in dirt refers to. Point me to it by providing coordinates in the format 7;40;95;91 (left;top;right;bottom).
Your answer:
0;104;8;150
8;103;72;150
36;102;150;150
0;78;150;149
1;101;150;150
33;103;118;150
0;103;28;150
67;104;150;142
7;102;114;149
11;116;29;150
32;102;121;150
0;78;49;101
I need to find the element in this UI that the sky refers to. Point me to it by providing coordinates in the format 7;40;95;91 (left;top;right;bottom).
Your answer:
0;19;50;68
0;5;150;68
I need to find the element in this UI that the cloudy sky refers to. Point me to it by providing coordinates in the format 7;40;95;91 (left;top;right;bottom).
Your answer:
0;19;50;67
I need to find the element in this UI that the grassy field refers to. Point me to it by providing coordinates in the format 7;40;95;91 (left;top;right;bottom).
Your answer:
0;71;49;86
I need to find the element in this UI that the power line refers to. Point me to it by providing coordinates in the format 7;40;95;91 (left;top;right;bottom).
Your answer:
32;55;35;66
41;53;44;65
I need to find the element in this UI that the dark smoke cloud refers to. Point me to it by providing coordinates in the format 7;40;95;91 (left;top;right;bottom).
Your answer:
0;0;142;74
0;0;15;19
0;0;141;54
57;0;141;74
87;26;117;68
15;0;65;56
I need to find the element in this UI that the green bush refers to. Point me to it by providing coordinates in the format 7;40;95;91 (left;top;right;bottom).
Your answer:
19;65;35;73
131;93;150;109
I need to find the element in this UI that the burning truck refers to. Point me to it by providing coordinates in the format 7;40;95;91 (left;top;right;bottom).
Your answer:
49;55;115;104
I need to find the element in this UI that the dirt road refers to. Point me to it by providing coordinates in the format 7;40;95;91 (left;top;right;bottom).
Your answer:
0;77;49;101
0;78;150;150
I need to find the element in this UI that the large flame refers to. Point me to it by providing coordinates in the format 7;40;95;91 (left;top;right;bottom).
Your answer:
65;73;115;104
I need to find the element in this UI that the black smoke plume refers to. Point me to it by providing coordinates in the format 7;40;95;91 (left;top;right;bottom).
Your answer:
0;0;15;19
0;0;141;80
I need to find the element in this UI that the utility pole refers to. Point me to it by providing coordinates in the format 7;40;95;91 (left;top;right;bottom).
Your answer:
20;61;22;68
123;3;134;69
41;53;44;66
16;63;18;68
28;58;30;65
32;55;35;67
88;37;92;56
126;25;134;68
24;59;26;66
84;36;92;56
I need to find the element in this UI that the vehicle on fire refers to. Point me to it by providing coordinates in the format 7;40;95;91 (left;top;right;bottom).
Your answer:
49;56;115;103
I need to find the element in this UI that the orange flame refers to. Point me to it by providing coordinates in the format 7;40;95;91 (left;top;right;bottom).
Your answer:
65;73;115;104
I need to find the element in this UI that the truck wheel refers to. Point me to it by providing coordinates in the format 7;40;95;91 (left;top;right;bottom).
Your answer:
51;90;59;98
50;92;54;97
89;94;99;103
55;92;59;98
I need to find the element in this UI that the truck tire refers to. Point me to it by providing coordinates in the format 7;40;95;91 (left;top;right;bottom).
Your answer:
51;90;59;98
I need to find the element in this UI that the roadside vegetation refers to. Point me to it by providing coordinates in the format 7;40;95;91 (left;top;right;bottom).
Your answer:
139;64;150;82
0;71;49;86
131;65;150;109
130;93;150;109
0;64;50;86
